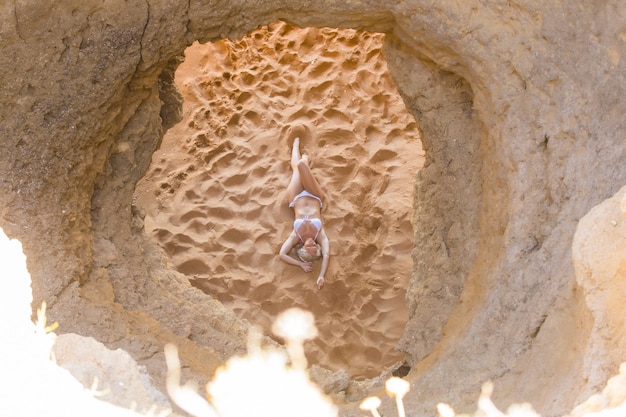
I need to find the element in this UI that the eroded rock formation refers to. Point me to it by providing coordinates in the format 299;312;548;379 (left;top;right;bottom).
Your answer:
1;1;625;416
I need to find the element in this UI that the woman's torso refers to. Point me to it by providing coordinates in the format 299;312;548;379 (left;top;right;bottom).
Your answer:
293;196;323;241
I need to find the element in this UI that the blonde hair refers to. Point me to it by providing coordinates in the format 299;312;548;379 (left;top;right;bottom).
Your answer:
295;243;322;263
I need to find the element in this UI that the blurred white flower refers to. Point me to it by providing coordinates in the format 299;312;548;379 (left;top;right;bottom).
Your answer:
360;396;382;417
165;308;335;417
272;307;318;342
208;349;337;417
386;377;410;398
272;308;318;369
386;377;410;417
165;344;218;417
437;403;455;417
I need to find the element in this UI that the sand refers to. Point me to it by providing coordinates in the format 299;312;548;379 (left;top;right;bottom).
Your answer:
134;21;424;380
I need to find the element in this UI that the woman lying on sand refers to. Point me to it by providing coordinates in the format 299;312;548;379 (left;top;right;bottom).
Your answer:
279;138;330;289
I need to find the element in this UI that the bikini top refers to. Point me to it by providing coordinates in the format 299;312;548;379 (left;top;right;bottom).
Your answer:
294;216;322;242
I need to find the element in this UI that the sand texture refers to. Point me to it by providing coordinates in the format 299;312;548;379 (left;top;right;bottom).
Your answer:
135;22;424;379
5;2;626;415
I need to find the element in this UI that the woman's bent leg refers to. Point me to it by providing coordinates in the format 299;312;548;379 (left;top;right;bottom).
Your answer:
297;155;324;201
286;138;304;203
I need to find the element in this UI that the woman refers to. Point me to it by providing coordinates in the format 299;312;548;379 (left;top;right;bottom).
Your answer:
279;138;330;289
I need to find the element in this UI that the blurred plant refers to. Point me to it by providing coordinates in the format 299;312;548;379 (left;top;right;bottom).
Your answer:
360;376;411;417
34;300;59;359
477;381;540;417
437;402;458;417
386;376;410;417
165;343;217;417
360;396;382;417
164;308;336;417
271;307;318;370
360;376;545;417
164;304;626;417
35;301;59;334
433;381;540;417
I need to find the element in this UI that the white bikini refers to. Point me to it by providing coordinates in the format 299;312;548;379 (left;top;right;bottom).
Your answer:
289;190;323;208
289;190;323;242
293;217;322;242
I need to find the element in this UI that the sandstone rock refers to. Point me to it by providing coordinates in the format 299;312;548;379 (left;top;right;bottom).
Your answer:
53;333;172;413
309;365;351;396
1;1;625;416
573;185;626;389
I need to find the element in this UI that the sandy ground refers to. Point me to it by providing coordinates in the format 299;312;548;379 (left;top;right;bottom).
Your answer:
135;21;424;380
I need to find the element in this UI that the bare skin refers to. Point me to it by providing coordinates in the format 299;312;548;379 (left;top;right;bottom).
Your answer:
279;138;330;289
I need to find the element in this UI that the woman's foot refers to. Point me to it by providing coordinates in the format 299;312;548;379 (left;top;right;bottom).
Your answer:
316;277;324;290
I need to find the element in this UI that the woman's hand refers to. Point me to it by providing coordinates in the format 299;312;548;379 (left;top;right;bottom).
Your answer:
316;276;325;289
300;261;313;272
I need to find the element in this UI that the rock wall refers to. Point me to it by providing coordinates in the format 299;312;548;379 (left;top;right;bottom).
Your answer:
573;186;626;393
1;1;625;416
382;3;626;415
